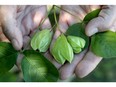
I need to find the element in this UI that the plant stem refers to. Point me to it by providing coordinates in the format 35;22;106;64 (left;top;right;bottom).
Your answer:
38;5;54;31
53;6;58;28
53;5;63;33
49;23;57;31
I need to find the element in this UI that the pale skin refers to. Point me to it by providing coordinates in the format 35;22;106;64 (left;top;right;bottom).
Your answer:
0;5;51;50
0;5;116;80
50;5;102;79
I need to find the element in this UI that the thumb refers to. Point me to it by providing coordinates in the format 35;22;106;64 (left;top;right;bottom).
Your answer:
75;50;102;78
0;6;23;50
86;5;116;36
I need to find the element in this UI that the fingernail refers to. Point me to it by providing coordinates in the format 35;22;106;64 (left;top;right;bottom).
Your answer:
12;39;22;50
87;28;98;36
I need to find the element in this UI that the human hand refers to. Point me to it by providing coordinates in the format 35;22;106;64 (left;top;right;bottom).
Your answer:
0;5;53;71
86;5;116;35
0;5;51;50
57;5;116;80
1;5;115;81
49;5;104;80
79;5;116;77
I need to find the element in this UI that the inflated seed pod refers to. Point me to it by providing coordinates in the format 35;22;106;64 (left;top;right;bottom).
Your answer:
51;34;74;64
67;35;86;53
31;29;53;52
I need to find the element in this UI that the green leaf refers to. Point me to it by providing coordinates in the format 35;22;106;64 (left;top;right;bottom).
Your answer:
0;42;18;73
67;35;86;53
21;50;59;82
31;29;53;52
0;72;17;82
48;7;60;32
66;23;89;51
83;9;101;23
51;34;74;64
91;31;116;58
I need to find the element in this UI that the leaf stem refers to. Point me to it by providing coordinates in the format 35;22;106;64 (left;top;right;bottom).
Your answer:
38;5;54;31
49;23;57;31
53;5;63;33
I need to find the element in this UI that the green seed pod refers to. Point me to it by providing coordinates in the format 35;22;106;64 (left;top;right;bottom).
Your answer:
31;29;53;52
67;35;86;53
51;34;74;64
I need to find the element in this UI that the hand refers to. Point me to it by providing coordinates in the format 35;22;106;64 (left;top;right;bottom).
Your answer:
49;5;103;80
57;5;116;80
0;5;52;71
0;5;51;50
86;5;116;35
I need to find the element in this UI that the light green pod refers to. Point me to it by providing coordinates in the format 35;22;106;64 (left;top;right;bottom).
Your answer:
51;34;74;64
67;35;86;53
31;29;53;52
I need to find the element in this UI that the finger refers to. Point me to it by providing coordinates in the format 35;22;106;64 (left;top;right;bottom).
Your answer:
80;5;101;13
59;50;87;80
16;53;24;70
20;6;47;49
61;5;86;21
86;5;116;36
59;9;84;33
58;10;80;33
0;6;23;50
17;5;44;70
21;5;47;36
41;18;51;29
23;36;31;50
0;27;9;42
90;5;101;11
16;36;31;70
29;18;51;37
63;12;81;27
58;11;69;33
17;5;26;17
75;50;102;78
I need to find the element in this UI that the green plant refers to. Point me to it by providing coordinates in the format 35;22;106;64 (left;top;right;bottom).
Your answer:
67;35;86;53
31;29;53;52
0;6;115;82
51;34;74;64
91;31;116;58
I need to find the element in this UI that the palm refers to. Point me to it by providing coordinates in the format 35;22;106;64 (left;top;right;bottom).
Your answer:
0;5;50;50
50;5;102;80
